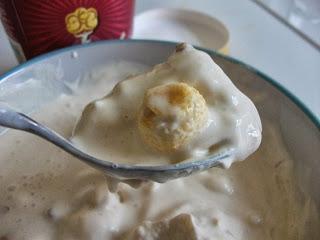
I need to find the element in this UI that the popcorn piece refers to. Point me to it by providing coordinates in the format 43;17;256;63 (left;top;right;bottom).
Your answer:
65;7;98;36
138;82;208;152
65;7;98;43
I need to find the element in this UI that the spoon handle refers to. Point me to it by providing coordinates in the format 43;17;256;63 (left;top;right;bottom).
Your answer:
0;107;41;130
0;107;75;152
0;107;229;182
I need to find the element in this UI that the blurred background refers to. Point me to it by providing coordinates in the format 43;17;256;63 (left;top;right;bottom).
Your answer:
0;0;319;117
257;0;320;46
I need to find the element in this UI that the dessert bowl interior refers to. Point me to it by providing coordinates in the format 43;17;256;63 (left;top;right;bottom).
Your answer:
0;40;319;229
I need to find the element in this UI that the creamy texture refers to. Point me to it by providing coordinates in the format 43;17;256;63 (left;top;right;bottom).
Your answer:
0;61;319;239
72;44;261;166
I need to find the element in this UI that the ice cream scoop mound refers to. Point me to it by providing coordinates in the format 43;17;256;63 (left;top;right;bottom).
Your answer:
71;43;262;166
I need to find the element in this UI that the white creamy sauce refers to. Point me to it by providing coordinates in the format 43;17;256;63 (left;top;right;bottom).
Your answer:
72;44;261;166
0;59;318;239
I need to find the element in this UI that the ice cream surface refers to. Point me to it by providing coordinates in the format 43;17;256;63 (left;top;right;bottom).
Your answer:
72;44;262;166
0;60;318;239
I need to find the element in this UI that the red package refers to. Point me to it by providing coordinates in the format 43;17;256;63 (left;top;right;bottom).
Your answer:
0;0;135;61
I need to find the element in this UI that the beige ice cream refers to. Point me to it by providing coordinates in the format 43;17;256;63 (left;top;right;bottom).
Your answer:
0;60;318;239
72;43;262;166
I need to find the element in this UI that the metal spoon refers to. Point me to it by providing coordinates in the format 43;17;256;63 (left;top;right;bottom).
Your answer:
0;107;232;183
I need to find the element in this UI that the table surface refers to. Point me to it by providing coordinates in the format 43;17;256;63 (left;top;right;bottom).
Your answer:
0;0;319;118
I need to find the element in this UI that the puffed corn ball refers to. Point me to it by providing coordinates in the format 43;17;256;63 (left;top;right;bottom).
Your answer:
138;82;208;152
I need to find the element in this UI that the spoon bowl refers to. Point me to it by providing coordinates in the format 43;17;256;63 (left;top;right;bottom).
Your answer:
0;106;232;182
